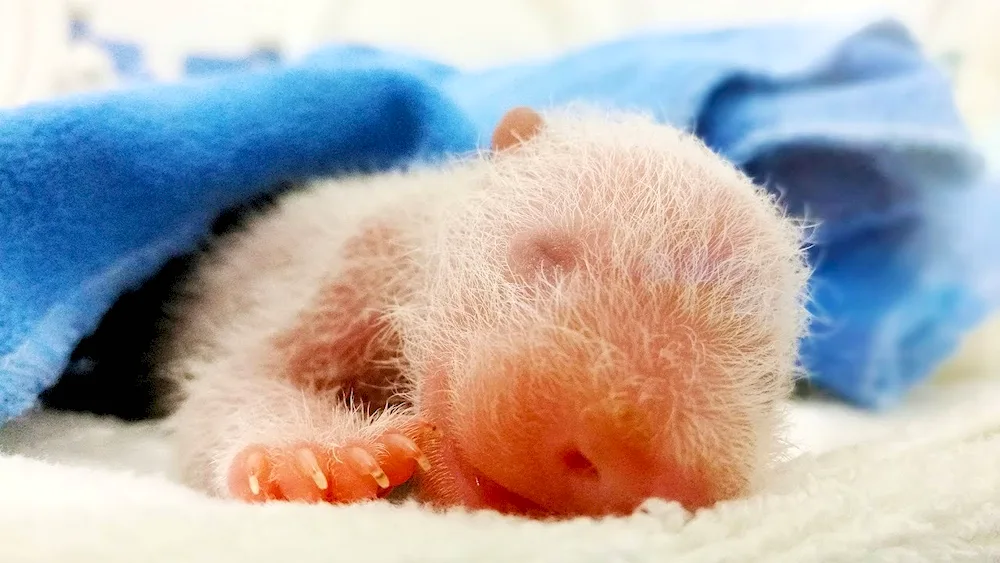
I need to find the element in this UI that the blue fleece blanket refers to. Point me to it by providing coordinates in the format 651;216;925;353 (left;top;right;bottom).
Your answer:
2;18;998;424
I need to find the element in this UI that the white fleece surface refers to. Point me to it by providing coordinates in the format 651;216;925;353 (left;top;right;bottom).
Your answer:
3;0;1000;561
2;375;1000;562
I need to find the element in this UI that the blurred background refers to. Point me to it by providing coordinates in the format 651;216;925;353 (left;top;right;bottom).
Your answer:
4;0;1000;148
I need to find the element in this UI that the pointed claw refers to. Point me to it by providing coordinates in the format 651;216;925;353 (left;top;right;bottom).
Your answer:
246;451;264;496
414;451;432;472
385;434;431;472
345;447;391;489
248;474;261;496
296;448;328;490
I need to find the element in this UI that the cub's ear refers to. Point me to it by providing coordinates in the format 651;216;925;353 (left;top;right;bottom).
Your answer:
491;106;545;152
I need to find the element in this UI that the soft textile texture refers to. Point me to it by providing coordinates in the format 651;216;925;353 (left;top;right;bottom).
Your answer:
3;376;1000;561
1;17;998;423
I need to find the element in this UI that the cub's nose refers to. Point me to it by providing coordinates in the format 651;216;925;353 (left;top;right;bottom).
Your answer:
539;410;719;516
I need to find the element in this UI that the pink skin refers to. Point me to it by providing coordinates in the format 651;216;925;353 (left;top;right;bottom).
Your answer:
168;106;809;518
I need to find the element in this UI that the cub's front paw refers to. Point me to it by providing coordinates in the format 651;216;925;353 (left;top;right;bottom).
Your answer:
227;432;430;504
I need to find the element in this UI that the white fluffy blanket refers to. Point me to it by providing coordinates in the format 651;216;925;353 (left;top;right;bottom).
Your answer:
3;376;999;562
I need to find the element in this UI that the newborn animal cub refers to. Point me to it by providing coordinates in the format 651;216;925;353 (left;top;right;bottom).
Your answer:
163;106;810;518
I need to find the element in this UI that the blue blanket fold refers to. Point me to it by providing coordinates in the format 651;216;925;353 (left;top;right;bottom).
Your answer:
2;17;998;423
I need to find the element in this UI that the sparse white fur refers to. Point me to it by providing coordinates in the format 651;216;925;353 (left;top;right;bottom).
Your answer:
162;106;811;509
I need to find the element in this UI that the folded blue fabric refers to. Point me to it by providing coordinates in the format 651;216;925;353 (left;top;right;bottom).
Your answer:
2;18;998;424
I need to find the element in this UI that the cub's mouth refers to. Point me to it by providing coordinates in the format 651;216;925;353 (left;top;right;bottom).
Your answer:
415;366;549;517
429;429;550;518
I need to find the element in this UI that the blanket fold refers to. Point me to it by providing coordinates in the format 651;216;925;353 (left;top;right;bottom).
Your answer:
0;68;476;419
1;17;998;423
